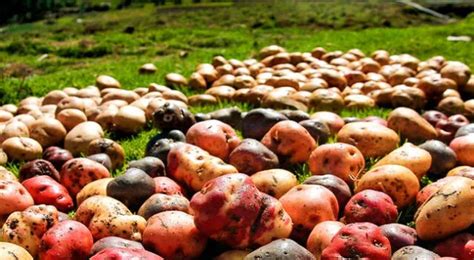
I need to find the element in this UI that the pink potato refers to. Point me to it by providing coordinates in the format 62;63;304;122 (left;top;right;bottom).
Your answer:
186;119;241;160
91;248;163;260
143;211;207;259
308;143;365;184
60;158;111;197
39;220;93;260
450;133;474;166
321;222;391;260
306;221;344;259
153;176;185;195
0;180;34;217
434;232;474;260
190;173;262;248
279;184;339;241
343;189;398;225
22;175;74;212
261;120;317;164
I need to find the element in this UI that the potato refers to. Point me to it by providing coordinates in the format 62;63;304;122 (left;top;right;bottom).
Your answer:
143;211;207;259
128;157;165;177
387;107;437;143
60;158;111;197
308;143;364;184
74;195;146;241
152;102;196;133
0;166;17;182
343;189;398;225
76;177;113;206
22;175;74;212
96;75;121;90
88;138;125;170
261;120;316;164
415;177;474;240
113;105;146;134
250;169;297;199
245;238;315;260
434;232;474;259
299;119;331;144
101;89;140;104
2;137;42;161
153;176;184;195
0;121;29;143
138;193;190;220
56;108;87;131
447;166;474;179
90;236;144;255
418;140;457;176
186;120;241;161
107;168;155;211
29;117;66;147
19;159;60;182
64;121;104;156
380;223;417;252
303;175;352;210
279;109;310;122
0;242;33;260
337;122;399;158
416;176;464;206
208;107;243;130
91;248;163;260
356;164;419;208
306;221;344;259
280;184;339;241
0;180;34;217
308;88;344;112
215;250;250;260
440;61;471;87
310;111;345;135
374;142;432;179
228;138;279;175
450;133;474;166
145;130;185;164
0;149;7;165
38;220;93;260
241;108;288;140
1;205;59;257
167;143;238;191
391;246;439;260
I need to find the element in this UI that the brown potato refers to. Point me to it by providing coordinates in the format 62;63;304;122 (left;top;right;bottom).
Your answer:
88;138;125;170
440;61;471;87
0;242;33;260
356;164;420;208
138;193;190;220
96;75;121;90
337;122;399;158
450;134;474;166
0;121;29;143
387;107;437;143
0;167;16;181
228;139;279;175
2;137;42;161
76;178;113;206
64;121;104;156
113;105;146;134
415;177;474;240
309;88;344;112
310;111;345;135
29;118;66;147
250;169;297;199
374;142;432;179
56;108;87;131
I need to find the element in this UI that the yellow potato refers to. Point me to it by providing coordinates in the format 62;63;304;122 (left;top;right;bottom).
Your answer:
250;169;298;199
76;178;113;206
0;242;33;260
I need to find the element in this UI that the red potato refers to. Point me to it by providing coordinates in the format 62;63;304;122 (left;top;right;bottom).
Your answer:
434;233;474;260
22;175;74;212
321;222;391;260
153;176;184;195
38;220;93;260
343;189;398;225
0;180;34;217
450;133;474;166
186;119;241;161
308;143;364;184
91;248;163;260
19;159;60;182
306;221;344;259
143;211;207;259
380;224;417;252
261;120;317;164
190;173;262;248
42;146;73;171
279;184;339;241
60;158;111;197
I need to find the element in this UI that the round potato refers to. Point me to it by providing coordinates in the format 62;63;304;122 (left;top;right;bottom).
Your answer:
356;164;419;208
56;108;87;131
29;118;66;148
0;180;34;217
60;158;111;197
76;178;113;206
113;105;146;134
337;122;399;158
0;242;33;260
228;138;279;175
88;138;125;170
450;133;474;166
90;236;144;256
306;221;344;259
138;193;190;220
2;137;43;161
0;121;29;143
391;246;439;260
419;140;457;177
250;169;298;199
64;121;104;156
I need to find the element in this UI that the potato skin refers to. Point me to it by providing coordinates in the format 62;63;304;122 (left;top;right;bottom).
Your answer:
0;242;33;260
261;120;317;164
228;138;279;175
64;121;104;156
419;140;457;176
250;169;297;199
380;223;417;252
450;133;474;166
60;158;111;197
74;195;146;241
90;236;144;256
22;175;74;212
91;248;163;260
415;177;474;240
186;119;241;161
167;143;238;191
356;164;419;208
0;180;34;216
303;175;352;210
279;184;339;241
343;189;398;225
244;238;315;260
138;193;190;220
387;107;437;143
153;176;184;195
2;137;43;161
447;166;474;179
434;232;474;259
337;122;399;158
306;221;344;259
308;143;364;184
391;246;439;260
143;211;207;259
1;205;59;257
38;220;93;260
374;142;431;179
76;178;113;206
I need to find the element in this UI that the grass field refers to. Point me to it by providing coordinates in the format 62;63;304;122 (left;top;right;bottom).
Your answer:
1;2;473;180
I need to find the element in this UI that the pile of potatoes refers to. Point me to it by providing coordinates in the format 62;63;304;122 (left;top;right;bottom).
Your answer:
0;45;473;259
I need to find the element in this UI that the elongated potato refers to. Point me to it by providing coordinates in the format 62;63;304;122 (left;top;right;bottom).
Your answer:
374;142;432;179
355;164;419;208
387;107;437;143
415;177;474;240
